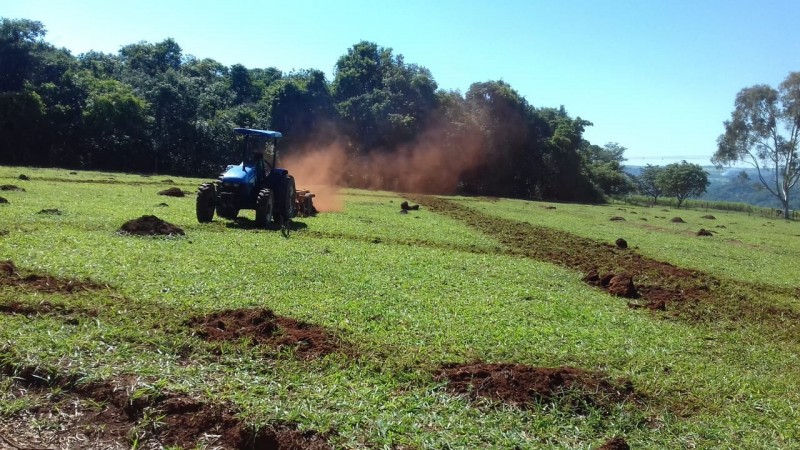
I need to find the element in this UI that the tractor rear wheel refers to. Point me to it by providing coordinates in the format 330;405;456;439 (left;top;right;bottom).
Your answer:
196;183;216;223
255;188;273;228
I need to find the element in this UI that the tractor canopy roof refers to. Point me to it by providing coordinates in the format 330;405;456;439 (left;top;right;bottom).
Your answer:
234;128;282;139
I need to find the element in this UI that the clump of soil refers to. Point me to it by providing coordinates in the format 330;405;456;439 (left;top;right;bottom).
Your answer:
400;200;420;211
119;215;184;236
0;366;332;450
583;270;639;299
615;238;628;249
0;184;24;191
436;362;636;411
0;197;7;204
609;216;625;221
701;215;716;220
544;206;557;210
0;260;103;293
162;179;175;184
0;300;95;320
18;174;29;180
157;202;169;207
670;217;686;223
187;308;339;358
37;208;62;215
597;437;631;450
696;229;713;236
158;186;185;197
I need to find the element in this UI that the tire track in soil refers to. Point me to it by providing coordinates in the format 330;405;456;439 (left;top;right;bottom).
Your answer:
412;196;800;342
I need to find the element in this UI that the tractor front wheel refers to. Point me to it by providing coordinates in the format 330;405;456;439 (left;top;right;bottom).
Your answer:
255;188;273;228
196;183;216;223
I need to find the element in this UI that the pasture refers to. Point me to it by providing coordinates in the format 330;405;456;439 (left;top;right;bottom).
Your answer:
1;166;798;449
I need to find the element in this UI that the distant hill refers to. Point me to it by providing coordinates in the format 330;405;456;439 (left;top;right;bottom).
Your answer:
625;166;800;209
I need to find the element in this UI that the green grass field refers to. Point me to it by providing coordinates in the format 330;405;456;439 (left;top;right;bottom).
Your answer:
1;166;799;449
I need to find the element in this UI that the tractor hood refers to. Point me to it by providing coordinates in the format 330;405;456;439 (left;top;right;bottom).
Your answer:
220;163;256;184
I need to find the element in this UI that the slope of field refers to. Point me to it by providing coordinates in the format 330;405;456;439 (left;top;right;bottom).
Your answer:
1;167;798;449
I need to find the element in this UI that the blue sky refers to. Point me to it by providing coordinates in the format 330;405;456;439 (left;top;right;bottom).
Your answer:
5;0;800;166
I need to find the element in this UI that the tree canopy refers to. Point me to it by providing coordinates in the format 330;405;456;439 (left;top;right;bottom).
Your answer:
656;161;709;208
713;72;800;218
0;18;629;203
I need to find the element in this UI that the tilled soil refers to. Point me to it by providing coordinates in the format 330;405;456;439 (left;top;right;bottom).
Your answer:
119;215;184;236
188;308;340;359
0;260;104;293
0;364;332;450
436;362;636;412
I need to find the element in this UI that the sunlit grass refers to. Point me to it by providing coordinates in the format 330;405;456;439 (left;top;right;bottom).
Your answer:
1;167;799;448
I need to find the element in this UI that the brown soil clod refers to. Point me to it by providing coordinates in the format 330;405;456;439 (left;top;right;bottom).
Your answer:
701;215;716;220
400;200;420;211
158;186;186;197
0;365;333;450
615;238;628;249
584;270;639;299
544;206;557;210
0;184;24;191
0;260;104;293
18;174;29;180
696;229;714;236
37;208;62;215
435;362;637;411
0;197;7;204
670;217;686;223
187;308;339;358
119;215;185;236
609;216;625;221
597;436;631;450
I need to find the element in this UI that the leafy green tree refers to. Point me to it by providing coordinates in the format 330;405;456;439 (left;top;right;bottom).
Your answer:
656;161;709;208
636;164;664;204
713;72;800;218
581;142;633;196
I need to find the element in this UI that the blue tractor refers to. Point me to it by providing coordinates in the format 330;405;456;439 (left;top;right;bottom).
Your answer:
196;128;298;228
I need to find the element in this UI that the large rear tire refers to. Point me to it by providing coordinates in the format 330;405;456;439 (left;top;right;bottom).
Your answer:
196;183;216;223
255;188;273;229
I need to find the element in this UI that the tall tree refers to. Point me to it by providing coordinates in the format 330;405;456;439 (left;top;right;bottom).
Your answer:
581;142;633;197
713;72;800;218
636;164;664;204
656;161;709;208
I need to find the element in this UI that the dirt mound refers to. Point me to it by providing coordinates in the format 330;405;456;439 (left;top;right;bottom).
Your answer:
583;270;639;299
158;186;185;197
0;260;103;293
37;208;62;215
436;362;636;411
119;215;184;236
0;197;7;204
701;215;716;220
670;217;686;223
615;238;628;249
18;174;29;180
696;229;714;236
188;308;339;358
0;184;24;191
597;437;631;450
609;216;625;221
0;365;332;450
400;200;420;211
544;206;557;210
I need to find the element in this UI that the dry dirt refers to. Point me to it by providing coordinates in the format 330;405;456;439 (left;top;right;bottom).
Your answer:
435;362;637;412
187;308;340;359
158;186;186;197
118;215;184;236
1;260;104;294
0;364;332;450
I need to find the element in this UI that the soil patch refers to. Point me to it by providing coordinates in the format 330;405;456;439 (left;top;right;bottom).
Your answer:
0;364;332;449
119;215;184;236
670;217;686;223
609;216;625;221
0;184;24;191
0;197;7;204
18;174;30;180
188;308;340;358
436;362;636;412
158;186;186;197
696;229;714;236
37;208;62;215
597;437;631;450
0;300;96;321
584;270;639;299
0;260;104;293
615;238;628;249
701;215;716;220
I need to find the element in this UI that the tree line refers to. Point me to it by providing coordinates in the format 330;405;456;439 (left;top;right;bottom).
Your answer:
3;18;645;202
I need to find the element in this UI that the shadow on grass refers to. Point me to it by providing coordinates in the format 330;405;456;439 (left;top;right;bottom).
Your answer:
225;217;308;232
